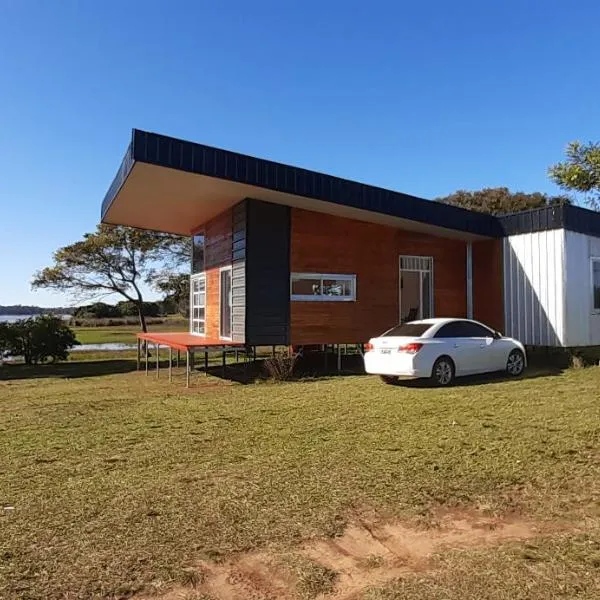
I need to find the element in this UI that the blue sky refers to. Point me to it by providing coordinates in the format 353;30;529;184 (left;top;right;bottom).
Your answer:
1;0;598;307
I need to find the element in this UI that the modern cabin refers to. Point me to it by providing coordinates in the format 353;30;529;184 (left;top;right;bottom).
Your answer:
101;129;600;349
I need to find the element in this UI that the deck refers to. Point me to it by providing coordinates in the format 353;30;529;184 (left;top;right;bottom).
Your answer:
137;332;244;352
136;332;246;387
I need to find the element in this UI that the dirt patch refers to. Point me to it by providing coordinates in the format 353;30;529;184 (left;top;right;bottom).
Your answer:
139;510;545;600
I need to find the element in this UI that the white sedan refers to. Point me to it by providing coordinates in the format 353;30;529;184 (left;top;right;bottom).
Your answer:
364;318;526;386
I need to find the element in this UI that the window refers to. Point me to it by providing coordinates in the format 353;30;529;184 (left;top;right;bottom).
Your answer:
291;273;356;301
435;320;494;338
382;323;433;337
191;233;205;274
220;267;232;339
593;258;600;312
190;274;206;335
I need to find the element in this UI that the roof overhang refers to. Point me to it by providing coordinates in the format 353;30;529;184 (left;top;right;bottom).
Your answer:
101;129;502;240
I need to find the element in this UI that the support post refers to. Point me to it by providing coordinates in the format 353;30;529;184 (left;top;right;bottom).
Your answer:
177;349;180;368
168;347;172;382
186;350;190;388
337;344;342;372
156;344;160;378
466;241;473;319
145;340;149;376
272;345;276;357
204;351;209;376
222;350;226;376
136;338;141;370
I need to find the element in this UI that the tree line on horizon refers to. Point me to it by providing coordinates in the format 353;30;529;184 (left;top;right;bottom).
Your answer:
0;305;76;316
30;140;600;332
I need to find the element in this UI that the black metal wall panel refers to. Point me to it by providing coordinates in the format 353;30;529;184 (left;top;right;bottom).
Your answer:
231;201;247;343
245;199;290;345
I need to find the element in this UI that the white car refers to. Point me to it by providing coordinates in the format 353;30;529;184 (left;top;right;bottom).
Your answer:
364;318;526;386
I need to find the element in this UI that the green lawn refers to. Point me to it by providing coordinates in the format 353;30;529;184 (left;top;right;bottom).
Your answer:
74;319;187;345
1;360;599;599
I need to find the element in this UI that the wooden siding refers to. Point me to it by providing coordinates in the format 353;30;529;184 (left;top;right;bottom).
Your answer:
473;239;504;332
199;209;233;340
290;209;468;344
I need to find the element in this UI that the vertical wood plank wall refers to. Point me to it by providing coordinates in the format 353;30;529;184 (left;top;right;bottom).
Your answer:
200;209;233;339
289;208;471;345
472;239;504;333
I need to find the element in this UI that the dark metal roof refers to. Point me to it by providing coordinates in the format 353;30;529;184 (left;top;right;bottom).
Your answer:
101;129;502;238
101;129;600;240
499;204;600;238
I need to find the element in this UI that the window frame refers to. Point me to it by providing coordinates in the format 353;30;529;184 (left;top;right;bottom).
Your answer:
591;257;600;314
290;273;357;302
189;272;206;336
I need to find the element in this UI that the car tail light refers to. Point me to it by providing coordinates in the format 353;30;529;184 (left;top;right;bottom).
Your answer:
398;342;423;354
365;342;374;352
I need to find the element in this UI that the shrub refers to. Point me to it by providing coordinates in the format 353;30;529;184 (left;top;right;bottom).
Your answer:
1;315;79;364
0;322;10;357
263;352;299;381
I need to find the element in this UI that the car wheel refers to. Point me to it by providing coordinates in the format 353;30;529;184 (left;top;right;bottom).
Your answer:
380;375;400;386
431;356;455;386
506;349;525;376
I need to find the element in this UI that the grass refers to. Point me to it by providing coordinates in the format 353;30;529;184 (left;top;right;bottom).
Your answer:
284;554;339;598
73;319;186;345
1;360;600;599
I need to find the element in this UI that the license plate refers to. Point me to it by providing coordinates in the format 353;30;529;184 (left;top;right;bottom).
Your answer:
380;348;392;355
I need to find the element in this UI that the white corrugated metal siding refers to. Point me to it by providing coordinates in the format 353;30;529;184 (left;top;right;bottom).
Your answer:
564;231;600;346
503;230;565;345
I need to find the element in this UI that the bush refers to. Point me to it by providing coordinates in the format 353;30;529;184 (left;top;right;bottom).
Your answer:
0;315;79;364
263;353;299;381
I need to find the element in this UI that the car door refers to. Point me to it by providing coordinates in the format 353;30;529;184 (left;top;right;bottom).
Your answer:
457;321;499;373
434;322;484;375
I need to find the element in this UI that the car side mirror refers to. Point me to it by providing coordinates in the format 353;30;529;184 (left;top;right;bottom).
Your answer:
493;331;502;340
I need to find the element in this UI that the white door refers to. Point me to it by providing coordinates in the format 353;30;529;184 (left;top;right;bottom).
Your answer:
399;256;433;322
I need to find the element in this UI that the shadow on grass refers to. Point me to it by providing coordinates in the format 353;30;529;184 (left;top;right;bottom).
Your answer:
0;359;140;381
392;365;565;389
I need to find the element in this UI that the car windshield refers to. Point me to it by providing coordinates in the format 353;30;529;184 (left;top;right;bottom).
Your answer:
382;323;433;337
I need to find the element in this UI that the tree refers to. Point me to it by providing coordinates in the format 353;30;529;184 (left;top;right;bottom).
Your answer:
115;300;161;318
549;141;600;209
74;302;121;319
438;187;570;215
0;316;79;365
32;225;190;332
155;273;190;317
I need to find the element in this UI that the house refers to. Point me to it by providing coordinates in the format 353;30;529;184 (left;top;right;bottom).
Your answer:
101;129;600;350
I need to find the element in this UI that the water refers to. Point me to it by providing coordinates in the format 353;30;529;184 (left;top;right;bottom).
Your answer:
72;343;135;352
0;314;71;323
